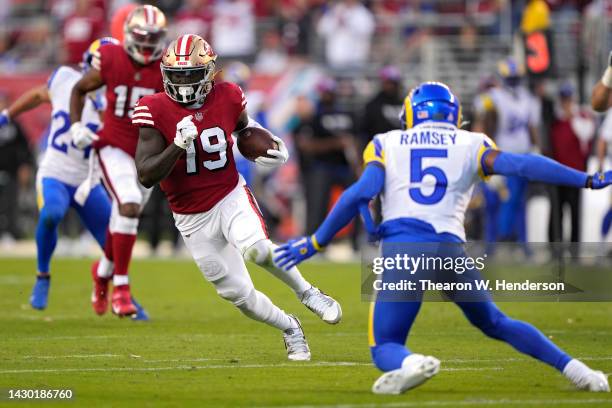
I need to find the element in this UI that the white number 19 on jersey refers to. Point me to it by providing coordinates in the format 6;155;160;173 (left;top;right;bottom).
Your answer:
186;126;228;174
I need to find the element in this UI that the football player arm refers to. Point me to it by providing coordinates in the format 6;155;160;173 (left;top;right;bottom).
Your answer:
274;163;384;270
1;85;50;125
591;52;612;112
70;68;103;124
313;163;384;246
135;127;185;188
591;82;612;112
597;137;608;173
481;149;612;189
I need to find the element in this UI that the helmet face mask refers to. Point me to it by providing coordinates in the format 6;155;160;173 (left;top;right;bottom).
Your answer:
162;63;215;104
123;5;167;65
161;34;217;105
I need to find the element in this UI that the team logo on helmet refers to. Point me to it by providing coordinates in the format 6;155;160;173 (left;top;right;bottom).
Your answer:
82;37;120;72
123;4;167;65
161;34;218;104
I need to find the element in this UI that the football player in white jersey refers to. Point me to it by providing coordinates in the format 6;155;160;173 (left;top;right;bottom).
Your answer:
275;82;611;394
480;58;539;252
0;38;147;319
591;51;612;112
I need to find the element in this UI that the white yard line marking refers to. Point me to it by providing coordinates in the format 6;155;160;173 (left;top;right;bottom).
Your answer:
279;399;612;408
22;354;121;359
0;362;503;375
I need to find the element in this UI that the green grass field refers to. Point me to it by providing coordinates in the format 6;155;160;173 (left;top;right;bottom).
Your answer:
1;258;611;407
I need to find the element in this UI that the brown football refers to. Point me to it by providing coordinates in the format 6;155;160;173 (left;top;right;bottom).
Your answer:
236;127;277;161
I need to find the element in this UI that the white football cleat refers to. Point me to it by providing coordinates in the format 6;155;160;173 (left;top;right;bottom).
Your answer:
300;287;342;324
283;315;311;361
372;354;440;395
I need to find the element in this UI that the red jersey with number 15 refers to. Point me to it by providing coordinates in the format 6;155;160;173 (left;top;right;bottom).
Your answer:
97;43;164;157
133;82;247;214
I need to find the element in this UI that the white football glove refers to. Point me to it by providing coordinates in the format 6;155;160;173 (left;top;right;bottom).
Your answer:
255;135;289;168
70;121;99;149
174;115;198;149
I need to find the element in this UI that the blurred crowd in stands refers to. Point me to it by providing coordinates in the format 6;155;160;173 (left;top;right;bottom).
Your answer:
0;0;611;256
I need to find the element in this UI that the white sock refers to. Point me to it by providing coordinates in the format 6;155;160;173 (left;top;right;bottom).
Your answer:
97;256;113;279
237;289;294;331
245;240;311;296
113;274;129;287
266;265;311;297
563;359;592;388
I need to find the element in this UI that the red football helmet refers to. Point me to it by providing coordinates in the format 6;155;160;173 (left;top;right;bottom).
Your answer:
123;4;167;65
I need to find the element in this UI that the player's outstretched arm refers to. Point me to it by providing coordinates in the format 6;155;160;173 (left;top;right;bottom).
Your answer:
482;149;612;189
135;127;186;188
0;84;50;128
274;163;385;271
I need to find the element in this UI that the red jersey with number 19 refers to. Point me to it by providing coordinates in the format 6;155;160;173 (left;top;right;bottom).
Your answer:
133;82;246;214
96;43;163;157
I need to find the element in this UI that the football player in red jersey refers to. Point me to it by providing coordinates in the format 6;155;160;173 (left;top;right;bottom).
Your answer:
68;5;167;317
134;34;342;361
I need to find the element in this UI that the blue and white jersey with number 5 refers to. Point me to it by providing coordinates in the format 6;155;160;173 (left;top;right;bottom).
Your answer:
38;66;101;187
363;122;496;241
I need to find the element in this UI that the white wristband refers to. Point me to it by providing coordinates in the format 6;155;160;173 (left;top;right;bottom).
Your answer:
602;67;612;88
1;109;9;121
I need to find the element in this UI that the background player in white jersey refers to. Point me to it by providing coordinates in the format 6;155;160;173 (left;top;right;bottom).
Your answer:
481;58;540;252
591;51;612;112
0;38;147;319
275;82;611;394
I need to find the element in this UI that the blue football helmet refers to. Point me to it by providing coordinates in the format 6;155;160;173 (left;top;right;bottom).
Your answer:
400;81;462;129
497;57;524;88
81;37;120;72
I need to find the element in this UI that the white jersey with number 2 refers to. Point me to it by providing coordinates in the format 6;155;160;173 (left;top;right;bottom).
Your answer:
37;66;102;187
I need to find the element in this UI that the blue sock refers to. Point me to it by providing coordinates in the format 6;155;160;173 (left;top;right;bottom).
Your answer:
36;178;70;273
458;301;572;371
371;343;411;372
602;208;612;238
36;205;68;273
370;299;422;372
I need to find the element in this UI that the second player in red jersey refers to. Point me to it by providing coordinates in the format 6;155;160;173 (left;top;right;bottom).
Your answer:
69;4;167;317
95;42;163;157
135;34;342;361
134;81;245;213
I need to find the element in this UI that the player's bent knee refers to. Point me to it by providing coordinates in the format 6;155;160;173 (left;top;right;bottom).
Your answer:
111;214;139;235
39;205;64;228
243;239;273;266
213;276;253;307
118;203;140;218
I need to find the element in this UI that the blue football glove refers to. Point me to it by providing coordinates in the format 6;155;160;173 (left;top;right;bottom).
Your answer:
589;171;612;189
0;110;9;128
274;235;321;271
359;202;380;242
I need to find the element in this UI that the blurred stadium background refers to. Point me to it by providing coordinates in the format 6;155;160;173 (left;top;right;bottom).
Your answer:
0;0;611;259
